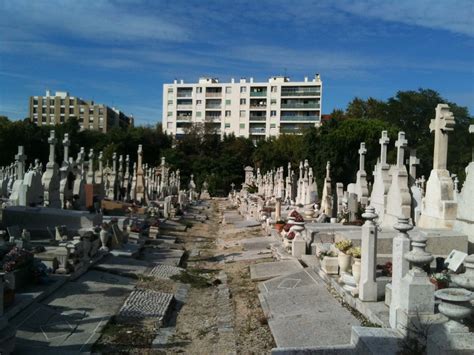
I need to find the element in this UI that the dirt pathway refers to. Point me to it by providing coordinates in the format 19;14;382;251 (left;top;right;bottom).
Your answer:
164;198;275;354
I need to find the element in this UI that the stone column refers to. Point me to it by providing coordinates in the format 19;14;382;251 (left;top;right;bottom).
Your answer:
87;149;95;184
397;231;435;334
15;146;27;180
275;197;282;221
408;150;420;186
389;217;413;328
359;206;378;301
42;130;61;208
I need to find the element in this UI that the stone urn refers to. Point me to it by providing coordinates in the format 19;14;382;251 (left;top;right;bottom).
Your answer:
338;252;352;274
352;258;361;284
99;225;110;252
435;288;473;332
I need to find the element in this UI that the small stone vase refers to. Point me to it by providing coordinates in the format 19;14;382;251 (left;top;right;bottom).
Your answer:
352;258;361;284
99;229;109;252
338;252;352;274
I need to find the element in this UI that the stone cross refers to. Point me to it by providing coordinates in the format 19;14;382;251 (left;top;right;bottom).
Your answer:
88;149;95;182
47;130;57;164
112;152;117;173
299;161;303;180
379;130;390;167
358;143;367;172
430;104;455;170
62;134;70;163
125;155;130;176
119;155;124;175
453;175;459;193
326;161;331;179
15;146;27;180
408;149;420;184
395;132;408;169
137;145;143;173
231;182;235;192
470;124;474;162
98;151;103;175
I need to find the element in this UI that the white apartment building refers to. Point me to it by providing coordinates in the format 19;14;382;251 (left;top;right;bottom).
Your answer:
162;75;322;141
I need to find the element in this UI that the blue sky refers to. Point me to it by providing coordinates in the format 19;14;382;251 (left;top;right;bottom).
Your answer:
0;0;473;125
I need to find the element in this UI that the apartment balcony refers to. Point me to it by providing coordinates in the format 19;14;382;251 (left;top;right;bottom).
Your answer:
249;115;266;121
177;104;193;110
280;115;318;121
250;91;267;97
205;104;221;110
249;127;266;134
176;115;192;121
177;92;193;98
281;102;320;109
281;90;321;97
205;115;222;121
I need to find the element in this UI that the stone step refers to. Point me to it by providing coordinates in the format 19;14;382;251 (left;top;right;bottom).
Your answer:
250;259;303;282
350;326;403;354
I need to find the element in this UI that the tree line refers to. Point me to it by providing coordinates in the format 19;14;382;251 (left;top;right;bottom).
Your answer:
0;88;472;196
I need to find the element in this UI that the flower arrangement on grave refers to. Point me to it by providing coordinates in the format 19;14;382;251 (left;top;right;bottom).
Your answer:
378;261;392;277
347;246;361;259
335;239;352;254
317;249;337;260
290;210;304;222
430;272;450;290
275;220;286;232
287;231;295;240
2;247;34;273
335;239;353;273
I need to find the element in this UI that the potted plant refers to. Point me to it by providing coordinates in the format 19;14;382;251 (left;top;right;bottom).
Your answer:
275;220;286;232
2;247;34;291
430;272;450;290
348;247;361;284
335;239;353;273
318;249;339;275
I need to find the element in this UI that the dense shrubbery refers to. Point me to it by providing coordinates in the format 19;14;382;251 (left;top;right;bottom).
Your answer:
1;89;472;196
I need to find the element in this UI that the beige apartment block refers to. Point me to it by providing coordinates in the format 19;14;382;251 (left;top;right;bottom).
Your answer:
162;75;322;142
29;91;133;133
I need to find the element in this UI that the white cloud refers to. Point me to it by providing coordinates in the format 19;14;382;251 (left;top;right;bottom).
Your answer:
335;0;474;37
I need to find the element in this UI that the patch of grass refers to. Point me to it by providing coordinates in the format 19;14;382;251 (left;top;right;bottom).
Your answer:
170;270;212;288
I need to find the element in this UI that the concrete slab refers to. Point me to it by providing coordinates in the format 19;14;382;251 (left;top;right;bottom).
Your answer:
258;269;322;294
250;260;303;281
11;270;135;354
109;243;141;258
142;248;184;266
234;220;261;229
94;255;151;278
160;221;187;232
261;283;360;348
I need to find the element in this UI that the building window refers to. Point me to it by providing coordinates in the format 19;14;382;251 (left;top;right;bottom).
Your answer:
42;98;46;105
50;99;55;105
240;110;246;117
80;107;85;113
89;108;94;114
98;108;104;115
69;108;74;114
271;99;277;105
225;99;231;105
240;98;246;105
60;99;65;105
60;107;65;114
49;107;54;114
168;100;173;105
196;111;202;117
270;123;276;128
33;107;38;113
239;123;245;129
196;87;203;93
271;86;277;93
225;110;231;117
167;122;173;128
167;111;173;117
33;99;38;105
240;86;247;93
167;88;173;93
225;123;230;128
271;110;277;117
196;100;202;105
225;86;232;94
